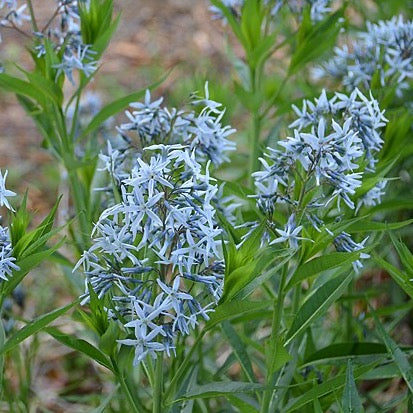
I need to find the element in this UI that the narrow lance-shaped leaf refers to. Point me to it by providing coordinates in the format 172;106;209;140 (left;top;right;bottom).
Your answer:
287;251;360;289
0;300;78;355
370;306;413;393
285;361;378;412
45;326;112;371
373;253;413;299
285;273;353;345
303;342;387;366
174;381;265;402
206;300;271;331
221;321;256;383
342;360;364;413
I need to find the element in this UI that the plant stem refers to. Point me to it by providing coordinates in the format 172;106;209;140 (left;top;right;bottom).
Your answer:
26;0;39;32
165;330;206;402
249;111;262;188
67;169;90;251
111;357;141;413
345;280;353;341
248;60;264;188
153;354;164;413
261;264;288;413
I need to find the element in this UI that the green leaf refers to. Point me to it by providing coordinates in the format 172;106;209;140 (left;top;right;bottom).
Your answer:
175;381;264;402
25;71;64;106
99;319;120;356
45;326;112;371
178;367;198;413
90;385;119;413
85;282;110;335
4;239;64;296
289;10;344;74
362;362;401;381
313;399;323;413
285;273;353;345
226;395;259;413
241;0;263;55
390;234;413;275
342;360;364;413
304;215;369;260
285;361;378;412
0;73;46;107
12;196;61;258
209;0;246;48
9;191;30;247
373;254;413;299
222;225;279;302
370;307;413;393
287;252;360;289
371;199;413;214
221;321;256;382
303;342;387;366
0;301;77;355
267;337;291;375
345;219;413;233
233;252;293;301
206;300;271;331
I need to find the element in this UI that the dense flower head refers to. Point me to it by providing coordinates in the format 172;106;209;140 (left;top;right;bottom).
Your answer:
115;84;236;172
316;16;413;97
75;145;225;365
250;89;388;270
210;0;332;23
289;89;388;171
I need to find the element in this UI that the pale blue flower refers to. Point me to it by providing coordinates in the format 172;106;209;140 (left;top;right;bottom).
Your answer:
0;170;16;211
334;232;370;271
317;16;413;97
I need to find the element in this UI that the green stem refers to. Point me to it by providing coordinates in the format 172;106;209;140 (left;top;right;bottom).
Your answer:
111;358;141;413
249;112;262;188
261;264;288;413
25;0;39;32
260;74;290;121
345;280;353;341
67;169;90;251
292;285;300;317
165;330;206;402
153;354;164;413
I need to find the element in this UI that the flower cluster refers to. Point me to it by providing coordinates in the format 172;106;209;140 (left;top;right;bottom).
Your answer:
251;89;388;269
0;0;97;84
316;16;413;97
114;85;236;173
210;0;332;23
0;169;18;281
76;145;225;365
289;89;387;171
40;1;97;84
